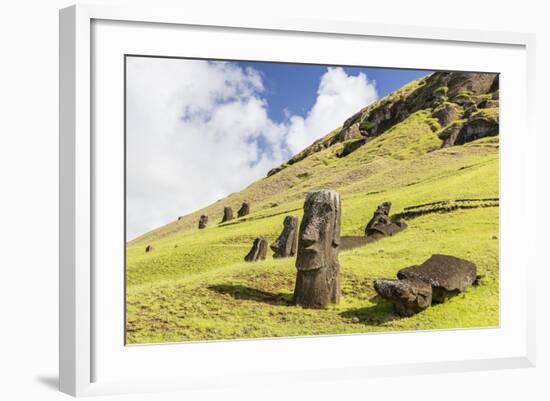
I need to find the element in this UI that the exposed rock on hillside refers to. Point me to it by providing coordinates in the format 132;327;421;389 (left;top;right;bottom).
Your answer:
267;71;499;176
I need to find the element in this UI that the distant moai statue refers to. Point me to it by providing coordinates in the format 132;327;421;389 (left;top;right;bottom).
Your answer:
145;245;154;253
244;237;268;262
270;215;298;258
365;201;392;234
221;206;233;223
198;214;208;229
237;202;250;218
293;190;341;308
365;201;407;237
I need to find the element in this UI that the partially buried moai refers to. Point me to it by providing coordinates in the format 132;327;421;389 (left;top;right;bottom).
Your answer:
198;214;208;229
221;206;233;223
270;215;298;258
364;201;407;238
244;237;268;262
237;202;250;217
293;190;341;308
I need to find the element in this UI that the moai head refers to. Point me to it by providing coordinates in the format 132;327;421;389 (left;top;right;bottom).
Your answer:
296;190;341;271
376;201;392;216
271;215;298;258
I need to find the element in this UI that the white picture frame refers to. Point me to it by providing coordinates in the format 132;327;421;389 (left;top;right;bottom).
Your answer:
59;4;536;397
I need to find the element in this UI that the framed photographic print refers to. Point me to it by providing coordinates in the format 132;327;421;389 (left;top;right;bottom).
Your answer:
59;4;536;397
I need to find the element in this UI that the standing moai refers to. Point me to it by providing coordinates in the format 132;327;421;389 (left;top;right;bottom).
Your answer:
244;237;268;262
145;245;154;253
237;202;250;218
270;215;298;258
198;214;208;229
221;206;233;223
293;190;341;308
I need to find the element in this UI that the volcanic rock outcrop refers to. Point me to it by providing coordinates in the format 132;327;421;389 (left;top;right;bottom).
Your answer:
266;71;499;176
270;215;298;258
293;190;341;308
244;237;268;262
374;254;478;316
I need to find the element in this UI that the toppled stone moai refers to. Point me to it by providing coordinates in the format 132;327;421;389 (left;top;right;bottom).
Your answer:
365;201;407;238
374;254;479;316
145;245;153;253
198;214;208;229
293;190;341;309
244;237;268;262
237;202;250;218
270;216;298;258
221;206;233;223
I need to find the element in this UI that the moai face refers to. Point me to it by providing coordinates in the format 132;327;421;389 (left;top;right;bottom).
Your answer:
376;201;392;216
296;190;341;271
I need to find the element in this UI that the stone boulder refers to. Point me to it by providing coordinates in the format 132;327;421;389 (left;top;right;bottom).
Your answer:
198;214;208;229
244;237;268;262
271;216;298;258
374;278;433;317
221;206;233;223
237;202;250;217
397;254;478;302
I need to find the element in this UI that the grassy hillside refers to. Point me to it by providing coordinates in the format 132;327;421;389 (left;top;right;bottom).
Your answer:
126;74;499;344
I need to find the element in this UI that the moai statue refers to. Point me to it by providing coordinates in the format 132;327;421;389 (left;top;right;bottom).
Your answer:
364;201;406;237
244;237;268;262
293;190;341;308
237;202;250;218
198;214;208;229
145;245;153;253
365;201;392;234
270;216;298;258
221;206;233;223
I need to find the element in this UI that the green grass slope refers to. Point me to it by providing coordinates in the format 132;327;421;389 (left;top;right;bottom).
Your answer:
126;89;499;344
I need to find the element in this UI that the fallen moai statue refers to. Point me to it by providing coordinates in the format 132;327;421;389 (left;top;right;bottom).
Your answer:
221;206;233;223
374;254;479;317
271;215;298;258
293;190;341;309
365;201;407;239
237;202;250;217
198;214;208;229
244;237;268;262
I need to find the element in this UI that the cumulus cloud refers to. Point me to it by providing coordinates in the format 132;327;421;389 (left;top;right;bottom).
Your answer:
285;67;378;153
126;59;377;239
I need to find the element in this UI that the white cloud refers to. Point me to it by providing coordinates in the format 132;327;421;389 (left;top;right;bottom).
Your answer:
285;67;378;153
126;59;378;239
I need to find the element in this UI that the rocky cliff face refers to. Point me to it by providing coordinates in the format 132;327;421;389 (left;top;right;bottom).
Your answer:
267;71;499;177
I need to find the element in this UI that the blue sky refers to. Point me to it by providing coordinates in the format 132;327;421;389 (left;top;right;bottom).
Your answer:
237;61;432;123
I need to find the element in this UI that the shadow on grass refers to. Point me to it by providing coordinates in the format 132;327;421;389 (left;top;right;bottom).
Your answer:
208;284;293;306
340;296;401;326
